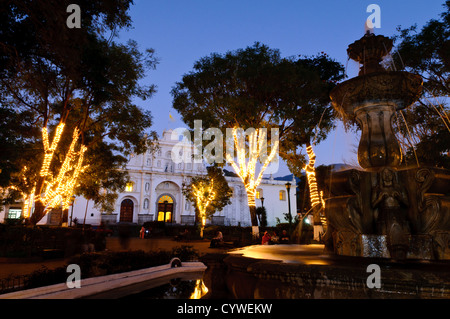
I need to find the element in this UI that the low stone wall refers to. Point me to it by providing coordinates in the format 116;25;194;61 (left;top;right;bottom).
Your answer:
0;260;206;299
223;247;450;299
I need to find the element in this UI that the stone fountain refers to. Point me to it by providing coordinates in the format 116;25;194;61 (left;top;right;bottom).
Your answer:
326;31;450;260
213;32;450;299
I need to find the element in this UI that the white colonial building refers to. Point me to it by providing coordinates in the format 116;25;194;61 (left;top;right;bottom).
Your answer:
1;130;296;227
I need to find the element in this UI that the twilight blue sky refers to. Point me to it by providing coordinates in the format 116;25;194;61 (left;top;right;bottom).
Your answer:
118;0;446;176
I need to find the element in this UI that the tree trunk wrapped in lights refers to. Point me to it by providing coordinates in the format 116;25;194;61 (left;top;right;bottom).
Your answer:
303;142;326;240
182;166;232;238
304;143;322;209
225;127;279;233
1;2;158;225
191;179;216;238
28;122;88;225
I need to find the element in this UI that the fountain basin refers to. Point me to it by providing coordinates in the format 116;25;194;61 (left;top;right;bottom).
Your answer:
223;245;450;299
330;71;422;120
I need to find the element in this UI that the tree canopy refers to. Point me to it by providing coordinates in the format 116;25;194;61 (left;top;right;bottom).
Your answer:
0;0;157;223
172;43;345;227
393;1;450;168
182;165;232;236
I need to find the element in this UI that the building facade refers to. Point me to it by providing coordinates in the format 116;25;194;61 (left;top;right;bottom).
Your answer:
1;130;297;227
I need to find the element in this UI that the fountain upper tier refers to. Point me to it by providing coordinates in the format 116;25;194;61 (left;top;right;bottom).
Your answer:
330;32;422;122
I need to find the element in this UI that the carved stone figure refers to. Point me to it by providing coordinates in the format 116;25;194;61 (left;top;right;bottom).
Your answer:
371;168;409;259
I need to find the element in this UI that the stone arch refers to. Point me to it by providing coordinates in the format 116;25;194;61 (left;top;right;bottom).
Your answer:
119;197;136;223
154;181;181;223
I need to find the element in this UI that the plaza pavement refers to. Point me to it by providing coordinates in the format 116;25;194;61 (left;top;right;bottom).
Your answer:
0;236;231;280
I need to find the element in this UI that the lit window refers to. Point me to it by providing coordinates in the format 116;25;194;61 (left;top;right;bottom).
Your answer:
7;208;22;219
158;211;171;222
158;195;174;203
125;182;134;192
279;190;286;201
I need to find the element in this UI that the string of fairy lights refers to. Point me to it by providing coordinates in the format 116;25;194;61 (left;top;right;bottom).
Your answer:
21;122;88;219
303;144;325;209
191;179;216;236
225;127;279;208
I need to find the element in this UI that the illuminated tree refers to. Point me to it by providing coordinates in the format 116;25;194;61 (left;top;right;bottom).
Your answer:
303;143;327;239
172;43;345;233
1;1;157;224
303;143;324;210
225;127;279;227
182;166;232;237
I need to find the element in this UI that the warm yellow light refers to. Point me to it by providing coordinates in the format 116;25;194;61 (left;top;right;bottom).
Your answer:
189;279;209;299
125;182;134;192
303;144;323;208
40;123;65;178
225;127;279;208
21;123;89;219
192;179;216;222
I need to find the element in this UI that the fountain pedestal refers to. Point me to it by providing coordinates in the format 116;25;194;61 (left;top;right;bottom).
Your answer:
324;167;450;259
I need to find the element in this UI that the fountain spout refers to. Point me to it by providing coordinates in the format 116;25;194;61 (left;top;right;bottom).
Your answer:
330;32;422;170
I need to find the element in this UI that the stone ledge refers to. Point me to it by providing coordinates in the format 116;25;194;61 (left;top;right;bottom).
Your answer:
0;261;206;299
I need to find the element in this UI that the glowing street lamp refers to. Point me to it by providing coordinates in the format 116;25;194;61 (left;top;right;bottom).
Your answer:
285;182;292;222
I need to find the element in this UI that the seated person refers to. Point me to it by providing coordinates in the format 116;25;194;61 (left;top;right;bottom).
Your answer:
280;230;290;244
210;231;223;248
261;231;271;245
270;231;279;244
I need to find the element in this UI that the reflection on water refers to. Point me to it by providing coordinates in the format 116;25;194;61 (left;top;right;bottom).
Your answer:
228;244;331;265
189;279;209;299
120;278;198;299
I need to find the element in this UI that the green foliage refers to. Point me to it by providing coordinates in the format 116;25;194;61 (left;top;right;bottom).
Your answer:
0;1;158;217
393;1;450;169
393;1;450;97
172;43;345;176
182;165;233;223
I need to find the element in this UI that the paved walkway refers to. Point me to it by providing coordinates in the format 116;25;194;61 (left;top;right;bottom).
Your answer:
0;237;231;280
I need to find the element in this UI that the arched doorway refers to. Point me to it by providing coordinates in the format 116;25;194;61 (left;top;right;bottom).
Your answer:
120;199;134;222
157;195;174;223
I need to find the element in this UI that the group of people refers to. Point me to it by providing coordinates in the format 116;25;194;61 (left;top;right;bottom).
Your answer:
261;230;290;245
